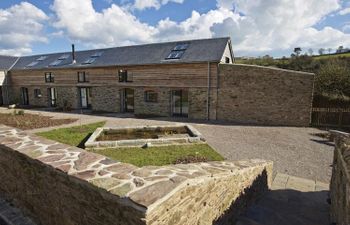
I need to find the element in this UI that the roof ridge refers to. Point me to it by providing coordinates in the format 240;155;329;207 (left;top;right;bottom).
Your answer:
19;37;231;58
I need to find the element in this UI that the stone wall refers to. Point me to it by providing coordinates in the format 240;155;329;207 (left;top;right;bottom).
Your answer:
217;64;314;126
8;86;48;107
330;131;350;225
134;87;171;117
91;86;121;112
0;125;273;225
56;86;80;109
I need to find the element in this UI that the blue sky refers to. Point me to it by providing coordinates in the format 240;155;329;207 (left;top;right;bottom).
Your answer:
0;0;349;57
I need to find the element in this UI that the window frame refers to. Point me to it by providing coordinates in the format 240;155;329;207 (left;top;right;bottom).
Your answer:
77;71;88;83
45;72;54;83
118;70;132;83
144;90;158;103
34;89;41;98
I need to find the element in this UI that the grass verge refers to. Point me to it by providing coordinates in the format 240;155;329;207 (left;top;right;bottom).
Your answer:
37;121;106;147
90;144;224;167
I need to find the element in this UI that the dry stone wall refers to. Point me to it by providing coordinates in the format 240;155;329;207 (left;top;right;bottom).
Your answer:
330;131;350;225
217;64;314;126
0;125;272;225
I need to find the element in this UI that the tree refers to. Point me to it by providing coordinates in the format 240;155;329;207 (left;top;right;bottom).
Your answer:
308;48;314;56
318;48;325;55
294;47;302;56
327;48;332;54
314;59;350;97
337;46;344;53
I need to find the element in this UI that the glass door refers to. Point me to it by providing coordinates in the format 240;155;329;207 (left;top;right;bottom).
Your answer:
171;90;188;117
80;87;90;109
21;87;29;105
121;88;134;113
48;87;57;107
124;88;134;113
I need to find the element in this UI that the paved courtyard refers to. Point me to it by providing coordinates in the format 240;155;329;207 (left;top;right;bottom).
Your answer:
0;108;334;182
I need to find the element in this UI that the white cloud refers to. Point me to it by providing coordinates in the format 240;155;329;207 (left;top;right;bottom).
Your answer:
51;0;350;56
339;7;350;15
52;0;155;47
0;2;48;56
133;0;184;10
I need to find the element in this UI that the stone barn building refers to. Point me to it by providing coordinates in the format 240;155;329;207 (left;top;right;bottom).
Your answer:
0;37;314;126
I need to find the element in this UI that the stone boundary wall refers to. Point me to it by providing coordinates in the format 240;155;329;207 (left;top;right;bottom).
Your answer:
217;64;314;126
0;125;272;225
330;130;350;225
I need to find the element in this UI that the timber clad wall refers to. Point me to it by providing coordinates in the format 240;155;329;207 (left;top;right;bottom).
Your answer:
6;63;314;126
217;64;314;126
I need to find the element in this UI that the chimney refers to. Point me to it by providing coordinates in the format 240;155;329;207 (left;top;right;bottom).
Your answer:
72;44;76;64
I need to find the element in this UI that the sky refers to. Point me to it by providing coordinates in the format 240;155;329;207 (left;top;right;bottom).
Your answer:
0;0;349;57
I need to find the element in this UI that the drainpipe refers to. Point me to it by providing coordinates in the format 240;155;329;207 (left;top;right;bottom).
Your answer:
207;62;211;121
4;57;20;105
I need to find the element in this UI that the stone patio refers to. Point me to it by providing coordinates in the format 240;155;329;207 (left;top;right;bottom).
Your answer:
237;173;330;225
1;107;332;182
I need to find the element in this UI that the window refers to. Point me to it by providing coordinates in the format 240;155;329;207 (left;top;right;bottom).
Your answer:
58;54;70;60
145;91;158;103
173;43;189;51
118;70;132;82
91;51;103;57
225;57;230;63
45;72;54;83
34;89;41;98
26;61;39;67
49;60;62;66
165;43;189;60
36;56;47;61
78;72;88;83
82;58;96;65
166;51;185;59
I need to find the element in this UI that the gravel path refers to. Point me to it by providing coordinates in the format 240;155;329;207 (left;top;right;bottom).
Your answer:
0;108;334;182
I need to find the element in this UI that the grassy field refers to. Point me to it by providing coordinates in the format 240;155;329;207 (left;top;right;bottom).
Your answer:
37;121;106;147
37;122;224;166
313;52;350;60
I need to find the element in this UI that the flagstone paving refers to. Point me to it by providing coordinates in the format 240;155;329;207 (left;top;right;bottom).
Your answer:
236;173;330;225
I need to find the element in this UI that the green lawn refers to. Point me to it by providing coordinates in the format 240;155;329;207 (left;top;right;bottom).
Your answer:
90;144;224;167
36;122;224;167
37;121;106;147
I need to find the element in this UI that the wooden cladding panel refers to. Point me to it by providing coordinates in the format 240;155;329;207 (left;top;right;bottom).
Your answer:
9;63;218;88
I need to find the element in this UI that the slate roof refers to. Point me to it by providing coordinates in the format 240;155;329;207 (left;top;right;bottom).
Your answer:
9;37;231;70
0;55;19;70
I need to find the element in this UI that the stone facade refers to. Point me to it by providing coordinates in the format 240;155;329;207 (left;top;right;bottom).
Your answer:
56;86;80;109
134;87;171;117
6;63;315;126
91;86;121;112
330;131;350;225
217;64;314;126
0;125;273;225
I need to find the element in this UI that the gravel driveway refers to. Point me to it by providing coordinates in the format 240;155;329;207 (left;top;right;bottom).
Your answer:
1;108;334;183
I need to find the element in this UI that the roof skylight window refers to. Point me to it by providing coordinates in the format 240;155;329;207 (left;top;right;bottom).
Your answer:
49;60;62;66
82;58;96;65
91;51;103;58
173;43;189;51
26;61;39;67
36;56;47;61
166;50;185;60
58;54;70;60
165;43;189;60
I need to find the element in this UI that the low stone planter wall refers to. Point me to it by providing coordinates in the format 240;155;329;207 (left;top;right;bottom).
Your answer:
330;130;350;225
85;125;204;150
0;125;273;225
